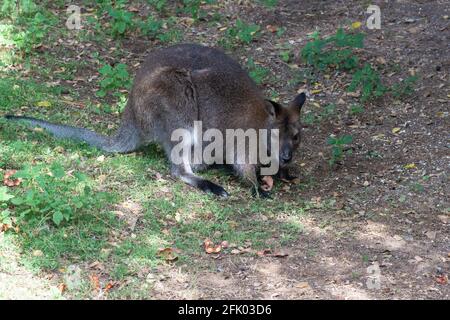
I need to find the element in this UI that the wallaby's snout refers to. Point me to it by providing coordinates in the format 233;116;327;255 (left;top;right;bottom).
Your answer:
267;92;306;169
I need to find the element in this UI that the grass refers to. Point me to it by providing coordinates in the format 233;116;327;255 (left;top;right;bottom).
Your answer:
0;1;311;297
0;0;420;299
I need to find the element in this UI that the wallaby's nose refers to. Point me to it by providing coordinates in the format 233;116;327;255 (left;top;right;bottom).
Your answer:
281;150;292;163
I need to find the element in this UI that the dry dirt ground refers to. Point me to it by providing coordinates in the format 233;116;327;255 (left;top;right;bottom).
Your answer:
1;0;449;300
143;0;449;300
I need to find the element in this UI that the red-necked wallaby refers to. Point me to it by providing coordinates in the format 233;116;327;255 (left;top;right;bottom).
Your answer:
5;44;306;197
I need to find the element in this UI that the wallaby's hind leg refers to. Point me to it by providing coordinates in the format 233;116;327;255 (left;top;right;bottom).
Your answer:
171;163;229;198
233;164;270;198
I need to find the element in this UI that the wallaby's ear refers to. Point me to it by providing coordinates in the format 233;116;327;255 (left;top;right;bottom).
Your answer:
290;92;306;111
265;100;282;118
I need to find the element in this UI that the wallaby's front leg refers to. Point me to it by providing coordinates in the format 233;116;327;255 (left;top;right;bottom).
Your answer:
234;164;270;198
171;163;229;198
277;167;298;182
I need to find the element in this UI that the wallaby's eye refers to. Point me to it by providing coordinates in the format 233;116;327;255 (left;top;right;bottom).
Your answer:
293;133;300;142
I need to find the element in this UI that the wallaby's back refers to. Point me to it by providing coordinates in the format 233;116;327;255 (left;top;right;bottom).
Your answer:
131;44;270;133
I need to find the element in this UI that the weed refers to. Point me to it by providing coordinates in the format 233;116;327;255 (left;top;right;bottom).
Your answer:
327;134;353;165
348;63;386;102
225;19;261;45
257;0;279;8
246;57;269;85
108;8;135;37
97;63;132;98
391;75;418;98
301;28;364;71
4;163;113;226
348;103;364;116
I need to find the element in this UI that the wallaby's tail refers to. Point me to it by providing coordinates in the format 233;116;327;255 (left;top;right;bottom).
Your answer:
4;115;141;153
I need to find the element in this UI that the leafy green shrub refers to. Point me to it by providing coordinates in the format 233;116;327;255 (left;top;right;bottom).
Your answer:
11;11;58;55
2;164;112;226
327;134;353;165
391;75;418;98
147;0;167;12
227;19;261;44
301;28;364;71
108;8;135;37
246;58;269;85
348;63;386;102
302;103;336;125
97;63;132;98
181;0;216;20
348;104;364;116
0;0;37;18
257;0;279;8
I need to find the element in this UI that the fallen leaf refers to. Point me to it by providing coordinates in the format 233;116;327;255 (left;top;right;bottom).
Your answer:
272;250;289;258
36;100;52;108
256;249;272;256
157;247;179;262
3;170;21;187
260;176;274;191
104;282;114;292
58;283;67;294
89;261;104;270
90;274;100;290
311;89;322;94
204;238;222;254
425;230;437;240
32;250;43;257
266;25;278;33
351;21;362;29
295;281;311;289
392;127;401;134
436;275;448;285
404;163;416;170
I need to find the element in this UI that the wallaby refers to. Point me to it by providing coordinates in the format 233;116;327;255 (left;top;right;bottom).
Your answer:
5;43;305;198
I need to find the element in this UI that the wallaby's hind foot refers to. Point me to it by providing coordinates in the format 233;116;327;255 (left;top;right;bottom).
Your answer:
171;164;229;198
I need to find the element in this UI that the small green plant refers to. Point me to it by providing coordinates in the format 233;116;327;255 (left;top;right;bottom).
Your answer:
5;164;112;226
0;187;14;226
257;0;279;8
147;0;167;12
0;0;37;18
226;19;261;44
97;63;132;98
302;103;336;125
391;75;418;98
280;50;292;63
108;8;135;37
348;63;386;102
181;0;215;20
139;15;163;36
246;58;269;85
301;28;364;71
12;11;57;55
349;103;364;116
327;134;353;165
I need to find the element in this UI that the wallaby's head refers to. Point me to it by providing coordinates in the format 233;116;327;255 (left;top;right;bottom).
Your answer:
265;92;306;168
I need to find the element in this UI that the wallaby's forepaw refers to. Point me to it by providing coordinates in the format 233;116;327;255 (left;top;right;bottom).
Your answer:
278;168;298;183
198;180;229;198
252;187;272;199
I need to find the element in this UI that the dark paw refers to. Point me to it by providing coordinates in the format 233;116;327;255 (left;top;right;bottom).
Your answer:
278;169;299;183
198;180;229;198
252;187;272;199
